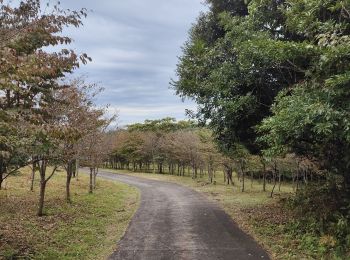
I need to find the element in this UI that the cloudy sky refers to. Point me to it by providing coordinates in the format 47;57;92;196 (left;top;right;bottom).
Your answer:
57;0;207;126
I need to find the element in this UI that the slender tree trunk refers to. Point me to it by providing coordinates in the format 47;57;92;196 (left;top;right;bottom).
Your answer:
66;162;73;203
66;174;72;202
37;160;47;216
228;169;233;185
37;160;57;216
270;162;278;198
242;171;245;192
37;160;46;217
263;172;266;192
251;171;254;188
303;170;308;185
38;180;47;216
89;168;94;194
30;161;36;192
76;158;80;180
93;168;98;189
261;157;266;191
240;160;246;192
296;170;300;191
278;171;282;192
208;165;213;183
270;173;277;198
0;162;5;190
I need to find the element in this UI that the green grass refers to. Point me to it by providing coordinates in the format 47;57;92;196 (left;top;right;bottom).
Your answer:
0;168;140;260
105;169;316;260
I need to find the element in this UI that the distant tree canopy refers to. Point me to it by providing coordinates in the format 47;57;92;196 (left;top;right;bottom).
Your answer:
173;0;350;183
127;117;197;132
109;119;224;179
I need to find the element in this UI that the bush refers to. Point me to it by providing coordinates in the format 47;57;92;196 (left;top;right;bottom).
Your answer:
284;182;350;257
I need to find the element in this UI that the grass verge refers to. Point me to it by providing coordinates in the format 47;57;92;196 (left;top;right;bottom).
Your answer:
105;169;315;260
0;168;139;260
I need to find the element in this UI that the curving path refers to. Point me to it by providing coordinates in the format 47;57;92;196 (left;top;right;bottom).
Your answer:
94;170;270;260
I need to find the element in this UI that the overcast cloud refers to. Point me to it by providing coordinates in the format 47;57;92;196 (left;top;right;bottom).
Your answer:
57;0;207;125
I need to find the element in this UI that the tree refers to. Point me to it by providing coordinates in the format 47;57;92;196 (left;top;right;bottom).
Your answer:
173;0;311;155
0;0;89;190
80;108;116;194
51;80;101;202
258;0;350;187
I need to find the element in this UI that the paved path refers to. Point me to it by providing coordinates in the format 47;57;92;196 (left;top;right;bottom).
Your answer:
93;170;270;260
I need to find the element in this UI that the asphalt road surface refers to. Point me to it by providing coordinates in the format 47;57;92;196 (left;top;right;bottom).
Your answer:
93;170;270;260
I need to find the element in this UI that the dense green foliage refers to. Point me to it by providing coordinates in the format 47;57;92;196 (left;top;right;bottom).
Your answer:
174;0;350;256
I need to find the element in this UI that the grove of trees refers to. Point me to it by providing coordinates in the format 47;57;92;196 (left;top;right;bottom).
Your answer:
107;118;315;198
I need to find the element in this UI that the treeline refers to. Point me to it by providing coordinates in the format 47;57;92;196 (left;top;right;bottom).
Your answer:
107;118;319;196
0;1;112;216
173;0;350;254
109;118;220;180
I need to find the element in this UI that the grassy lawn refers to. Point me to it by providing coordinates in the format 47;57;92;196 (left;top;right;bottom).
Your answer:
0;168;139;260
105;169;314;260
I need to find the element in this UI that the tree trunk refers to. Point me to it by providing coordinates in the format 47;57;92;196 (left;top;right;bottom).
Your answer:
240;160;246;192
37;160;47;216
261;157;266;192
89;168;94;193
37;160;57;216
270;173;277;198
75;158;80;180
278;171;282;192
270;162;278;198
263;172;266;192
66;162;73;203
228;169;233;185
0;161;5;190
296;170;300;191
66;174;72;203
38;180;47;216
30;161;36;192
93;168;98;189
251;171;254;188
208;165;213;183
241;171;245;192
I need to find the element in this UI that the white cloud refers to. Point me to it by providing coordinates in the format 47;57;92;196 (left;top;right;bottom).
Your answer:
107;103;197;126
54;0;206;124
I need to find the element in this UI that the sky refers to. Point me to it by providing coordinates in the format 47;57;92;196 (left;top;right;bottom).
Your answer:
57;0;207;126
